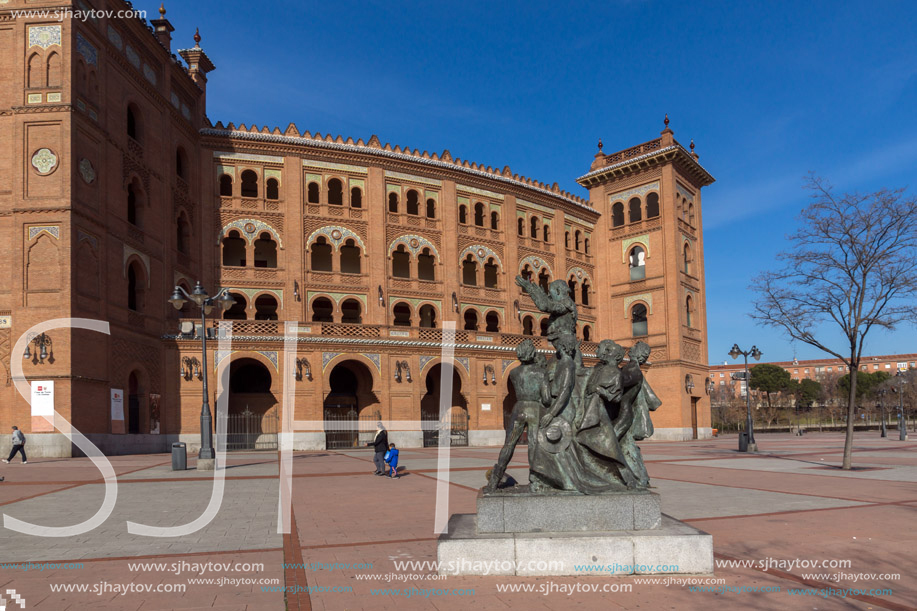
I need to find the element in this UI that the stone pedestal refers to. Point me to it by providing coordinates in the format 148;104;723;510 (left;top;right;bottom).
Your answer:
437;491;713;576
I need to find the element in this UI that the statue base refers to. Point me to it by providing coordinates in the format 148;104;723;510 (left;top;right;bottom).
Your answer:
437;491;713;576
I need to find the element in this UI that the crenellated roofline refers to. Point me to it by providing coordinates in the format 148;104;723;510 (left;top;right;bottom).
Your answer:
200;125;598;215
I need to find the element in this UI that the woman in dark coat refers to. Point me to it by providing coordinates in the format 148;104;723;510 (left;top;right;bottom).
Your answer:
368;422;388;475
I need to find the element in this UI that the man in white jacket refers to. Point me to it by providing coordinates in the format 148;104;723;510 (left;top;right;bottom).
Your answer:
2;426;27;464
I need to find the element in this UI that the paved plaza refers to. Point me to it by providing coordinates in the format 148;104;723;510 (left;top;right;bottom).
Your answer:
0;432;914;610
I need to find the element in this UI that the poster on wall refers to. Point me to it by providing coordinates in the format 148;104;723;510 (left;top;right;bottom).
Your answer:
31;380;54;432
149;393;161;434
110;388;125;434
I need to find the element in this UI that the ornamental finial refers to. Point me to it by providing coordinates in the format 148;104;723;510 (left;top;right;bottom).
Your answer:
193;27;201;47
664;113;669;128
597;138;603;152
159;3;166;17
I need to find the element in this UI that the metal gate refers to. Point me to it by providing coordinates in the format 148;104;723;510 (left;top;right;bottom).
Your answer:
422;410;469;447
324;404;359;449
226;409;278;451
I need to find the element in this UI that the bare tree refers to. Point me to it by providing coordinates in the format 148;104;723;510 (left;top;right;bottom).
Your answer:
751;176;917;469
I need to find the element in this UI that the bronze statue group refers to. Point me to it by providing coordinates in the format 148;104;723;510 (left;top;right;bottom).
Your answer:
485;276;661;494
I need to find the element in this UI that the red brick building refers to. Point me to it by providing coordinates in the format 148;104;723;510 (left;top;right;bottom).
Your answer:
0;1;715;456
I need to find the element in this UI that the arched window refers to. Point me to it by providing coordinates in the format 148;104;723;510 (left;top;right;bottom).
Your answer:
176;147;188;180
351;187;363;208
584;238;590;254
539;318;549;337
632;303;648;337
574;230;581;250
522;315;534;336
474;202;485;226
340;239;361;274
253;233;277;268
341;298;362;324
328;178;343;205
686;295;694;328
565;232;570;248
223;293;247;320
629;197;642;223
426;198;436;218
419;304;437;328
462;255;477;286
612;202;625;227
127;179;142;226
222;230;246;266
254;294;279;320
46;51;61;87
418;248;435;281
393;302;412;327
485;311;500;333
463;309;479;331
311;297;334;322
266;178;279;200
407;190;420;215
490;211;499;230
688;202;695;225
568;277;577;300
583;325;591;341
392;244;411;278
683;243;691;275
646;192;660;218
538;268;550;292
127;104;140;141
530;216;539;239
127;261;145;311
459;205;467;224
307;182;320;204
176;212;191;254
517;218;525;236
484;257;498;288
240;170;258;198
388;192;399;213
543;225;550;242
27;53;41;88
219;174;233;196
629;245;646;281
310;236;332;271
520;264;533;281
581;280;590;306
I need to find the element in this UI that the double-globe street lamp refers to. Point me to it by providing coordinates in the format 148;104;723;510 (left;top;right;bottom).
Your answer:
894;371;908;441
729;343;762;452
169;282;235;470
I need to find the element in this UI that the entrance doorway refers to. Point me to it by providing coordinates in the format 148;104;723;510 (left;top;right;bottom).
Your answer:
421;363;469;447
128;371;141;434
324;360;377;449
226;358;278;451
691;397;699;440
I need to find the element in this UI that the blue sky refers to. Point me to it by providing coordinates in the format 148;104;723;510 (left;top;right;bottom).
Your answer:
149;0;917;363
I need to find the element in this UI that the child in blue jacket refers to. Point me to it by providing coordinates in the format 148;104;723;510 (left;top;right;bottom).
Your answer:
383;443;400;479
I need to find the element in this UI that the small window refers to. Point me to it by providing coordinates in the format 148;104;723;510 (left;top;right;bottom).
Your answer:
584;238;590;254
543;225;550;242
530;216;539;239
612;202;625;227
632;303;648;337
522;315;534;336
419;304;437;328
581;280;590;306
565;232;570;248
646;192;660;218
484;258;498;288
459;205;467;224
340;239;361;274
574;230;581;251
463;309;479;331
407;190;420;215
629;246;646;281
517;217;524;236
686;295;693;328
127;104;140;141
266;178;279;200
340;299;362;324
538;268;550;292
629;197;642;223
388;192;399;213
311;297;334;322
351;187;363;208
418;248;435;281
490;211;499;230
583;325;591;341
426;198;436;218
307;182;320;204
219;174;233;197
222;230;246;266
328;179;343;205
392;244;411;278
393;302;412;327
485;311;500;333
462;255;477;286
310;236;332;271
176;148;188;179
474;203;485;227
253;233;277;268
240;170;258;198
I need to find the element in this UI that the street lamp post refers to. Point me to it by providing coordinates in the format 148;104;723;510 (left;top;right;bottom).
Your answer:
876;389;887;438
895;372;908;441
729;343;762;452
169;281;235;470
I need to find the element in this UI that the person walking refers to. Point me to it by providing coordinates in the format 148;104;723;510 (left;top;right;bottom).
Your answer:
3;426;27;464
367;422;388;475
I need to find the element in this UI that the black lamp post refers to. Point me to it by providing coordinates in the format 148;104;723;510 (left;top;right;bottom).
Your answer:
876;388;888;438
169;281;235;469
729;343;762;452
894;371;908;441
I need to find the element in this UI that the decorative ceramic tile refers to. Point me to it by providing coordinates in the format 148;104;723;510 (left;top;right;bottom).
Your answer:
459;244;501;266
31;149;58;175
419;355;436;373
76;32;97;66
389;330;410;337
225;287;284;308
28;25;61;49
28;225;60;240
516;198;553;215
566;267;591;282
518;255;551;276
608;181;660;205
302;159;367;174
621;235;650;263
170;92;180;108
79;159;96;184
77;230;98;249
125;45;140;68
322;352;343;370
143;64;157;85
361;353;381;373
624;293;653;316
255;350;278;371
88;108;98;121
76;99;87;111
46;92;61;103
264;169;282;182
107;26;122;50
388;234;438;258
384;170;442;187
455;357;470;373
677;182;696;203
502;359;515;374
457;184;504;200
214;151;284;164
220;218;283;248
27;93;42;104
306;225;364;252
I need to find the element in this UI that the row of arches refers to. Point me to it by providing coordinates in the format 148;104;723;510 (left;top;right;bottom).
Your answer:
626;242;692;281
222;231;279;268
564;229;590;253
612;192;660;228
389;189;436;218
517;216;548;242
461;202;498;229
27;50;61;89
219;171;281;200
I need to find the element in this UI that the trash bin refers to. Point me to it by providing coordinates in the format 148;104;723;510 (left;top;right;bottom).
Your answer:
738;432;749;452
172;442;187;471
